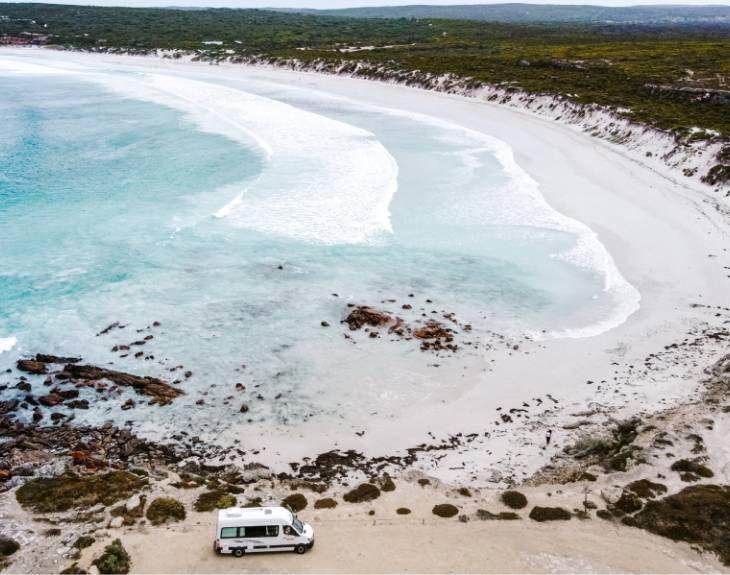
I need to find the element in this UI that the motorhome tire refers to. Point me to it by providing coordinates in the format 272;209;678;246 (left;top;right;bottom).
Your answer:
233;548;245;558
295;544;306;555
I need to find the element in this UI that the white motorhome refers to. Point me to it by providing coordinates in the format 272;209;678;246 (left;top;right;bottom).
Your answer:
214;506;314;556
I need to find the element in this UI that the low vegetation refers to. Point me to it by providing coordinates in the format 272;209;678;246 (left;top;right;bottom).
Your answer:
314;497;337;509
15;471;145;512
432;503;459;518
1;4;729;139
632;485;730;566
145;497;186;525
282;493;308;512
529;506;572;521
500;490;528;509
193;490;236;512
93;539;130;575
343;483;381;503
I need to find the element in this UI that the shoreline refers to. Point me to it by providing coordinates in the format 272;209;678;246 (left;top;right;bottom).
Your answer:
0;47;729;573
0;47;729;483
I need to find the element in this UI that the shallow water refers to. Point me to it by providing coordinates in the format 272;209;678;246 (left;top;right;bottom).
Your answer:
0;53;639;442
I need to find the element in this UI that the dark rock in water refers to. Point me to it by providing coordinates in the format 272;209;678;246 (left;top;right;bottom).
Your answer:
0;399;19;416
60;364;184;405
66;399;90;410
57;388;80;400
39;393;64;407
16;382;31;392
282;492;308;512
17;360;48;375
432;503;459;518
344;306;393;331
35;354;81;364
0;536;20;556
97;322;122;336
320;321;330;327
529;506;572;521
633;485;730;566
239;403;249;413
343;483;381;503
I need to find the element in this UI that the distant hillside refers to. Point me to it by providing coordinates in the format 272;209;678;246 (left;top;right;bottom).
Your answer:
285;4;730;25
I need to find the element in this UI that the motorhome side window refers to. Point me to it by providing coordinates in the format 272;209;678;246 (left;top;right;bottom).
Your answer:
220;527;238;539
243;525;279;537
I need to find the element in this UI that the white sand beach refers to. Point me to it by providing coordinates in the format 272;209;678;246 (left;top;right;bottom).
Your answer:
49;48;730;483
1;46;729;475
1;47;729;574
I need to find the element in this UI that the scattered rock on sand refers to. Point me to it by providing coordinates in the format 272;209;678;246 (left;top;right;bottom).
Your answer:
528;506;572;521
396;507;411;515
432;503;459;518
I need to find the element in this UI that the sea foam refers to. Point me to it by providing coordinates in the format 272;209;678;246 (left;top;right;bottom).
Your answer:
305;95;641;339
1;55;399;246
91;72;399;246
0;337;17;355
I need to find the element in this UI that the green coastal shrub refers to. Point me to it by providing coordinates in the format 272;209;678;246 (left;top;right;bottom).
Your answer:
194;490;236;512
282;493;308;512
501;490;528;509
73;536;95;550
432;503;459;518
343;483;380;503
145;497;186;525
15;472;144;513
529;506;572;522
93;539;130;574
314;497;337;509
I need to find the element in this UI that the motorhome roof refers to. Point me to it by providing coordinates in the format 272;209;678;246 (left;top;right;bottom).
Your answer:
217;506;293;525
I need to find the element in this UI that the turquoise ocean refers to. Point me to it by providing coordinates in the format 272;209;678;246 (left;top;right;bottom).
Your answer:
0;53;639;441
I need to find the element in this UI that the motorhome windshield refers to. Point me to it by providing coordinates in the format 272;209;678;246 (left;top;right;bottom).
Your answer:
292;517;304;535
